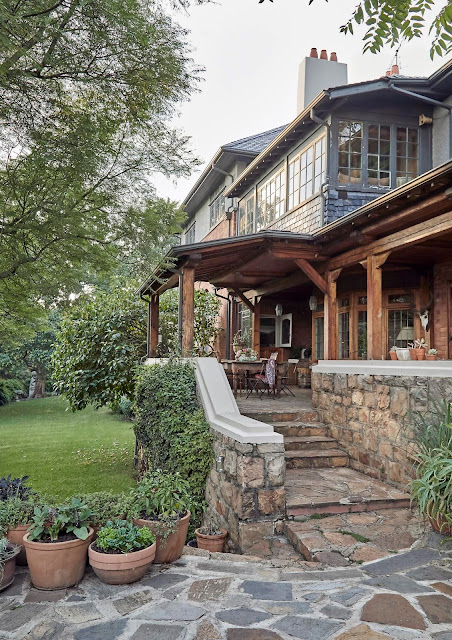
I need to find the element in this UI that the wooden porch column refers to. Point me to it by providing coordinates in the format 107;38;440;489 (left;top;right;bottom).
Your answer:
324;269;341;360
181;265;195;355
252;298;260;353
366;252;390;360
149;294;159;357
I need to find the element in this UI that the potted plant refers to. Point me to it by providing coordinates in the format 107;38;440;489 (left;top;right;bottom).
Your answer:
23;498;95;590
410;444;452;536
389;346;398;361
88;519;156;584
232;329;250;354
427;348;438;361
414;338;428;360
0;538;20;592
235;347;259;362
408;342;417;361
0;475;38;566
131;471;191;564
72;492;132;539
195;522;227;552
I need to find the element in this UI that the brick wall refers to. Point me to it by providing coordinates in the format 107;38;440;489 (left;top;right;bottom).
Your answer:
312;371;452;491
205;430;286;552
433;262;452;359
202;211;236;242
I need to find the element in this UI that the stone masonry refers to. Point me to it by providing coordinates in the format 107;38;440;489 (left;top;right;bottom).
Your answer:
312;371;452;491
204;430;286;553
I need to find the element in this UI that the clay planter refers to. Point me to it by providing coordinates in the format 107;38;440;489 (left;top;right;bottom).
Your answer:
0;545;20;592
7;524;29;566
23;528;94;590
195;528;227;552
88;541;156;585
429;514;452;536
389;351;398;361
409;348;417;360
426;354;437;361
133;511;190;564
416;349;426;360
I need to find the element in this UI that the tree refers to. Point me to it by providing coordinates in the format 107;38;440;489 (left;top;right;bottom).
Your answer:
260;0;452;58
0;0;199;341
52;282;222;410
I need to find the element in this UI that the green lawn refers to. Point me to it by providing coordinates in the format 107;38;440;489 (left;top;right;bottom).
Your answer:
0;396;136;500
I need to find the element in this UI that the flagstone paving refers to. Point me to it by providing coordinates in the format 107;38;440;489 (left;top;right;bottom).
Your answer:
1;535;451;640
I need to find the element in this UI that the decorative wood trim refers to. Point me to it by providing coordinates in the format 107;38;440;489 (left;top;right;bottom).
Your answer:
295;258;328;294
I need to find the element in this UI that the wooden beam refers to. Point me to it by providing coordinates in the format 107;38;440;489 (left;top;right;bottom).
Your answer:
324;269;342;360
211;250;265;283
294;258;328;295
252;298;260;353
270;247;320;260
181;265;195;355
149;294;159;357
251;270;309;297
367;255;384;360
327;208;452;271
233;289;255;313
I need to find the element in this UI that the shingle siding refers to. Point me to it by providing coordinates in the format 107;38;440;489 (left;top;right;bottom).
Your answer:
267;195;322;234
325;190;382;224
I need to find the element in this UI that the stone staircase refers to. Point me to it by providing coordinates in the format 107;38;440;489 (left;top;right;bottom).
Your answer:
240;399;414;566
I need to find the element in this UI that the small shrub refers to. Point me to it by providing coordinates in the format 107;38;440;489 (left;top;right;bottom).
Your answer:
0;378;23;406
118;396;134;420
0;475;34;502
0;498;38;536
95;520;155;553
28;498;95;542
70;492;132;528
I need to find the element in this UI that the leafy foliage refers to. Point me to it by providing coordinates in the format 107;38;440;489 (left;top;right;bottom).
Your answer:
0;537;17;564
0;498;39;536
134;362;214;530
71;492;132;528
96;519;155;554
407;400;452;451
0;475;34;502
131;470;192;521
411;444;452;522
28;498;95;542
0;0;198;340
0;379;23;406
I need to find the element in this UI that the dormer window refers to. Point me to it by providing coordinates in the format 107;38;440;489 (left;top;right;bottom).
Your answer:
337;120;419;189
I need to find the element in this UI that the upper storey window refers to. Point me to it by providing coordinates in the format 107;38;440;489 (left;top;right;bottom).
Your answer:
288;135;326;210
257;168;285;230
337;120;419;189
185;222;195;244
238;194;255;236
210;191;225;228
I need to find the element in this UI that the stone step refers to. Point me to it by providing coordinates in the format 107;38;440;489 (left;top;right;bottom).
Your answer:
284;436;338;451
285;467;412;517
272;422;329;438
285;449;349;470
243;409;320;425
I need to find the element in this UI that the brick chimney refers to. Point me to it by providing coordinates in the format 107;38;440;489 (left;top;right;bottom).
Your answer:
297;48;348;114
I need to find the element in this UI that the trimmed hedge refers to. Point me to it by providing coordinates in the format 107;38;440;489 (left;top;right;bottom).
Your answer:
134;361;214;529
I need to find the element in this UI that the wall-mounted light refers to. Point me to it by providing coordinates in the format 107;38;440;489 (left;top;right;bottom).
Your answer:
275;303;283;317
216;455;225;474
309;296;318;311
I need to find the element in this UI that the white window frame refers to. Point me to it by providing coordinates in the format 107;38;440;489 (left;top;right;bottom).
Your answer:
288;134;326;210
260;313;292;348
257;167;285;230
185;222;196;244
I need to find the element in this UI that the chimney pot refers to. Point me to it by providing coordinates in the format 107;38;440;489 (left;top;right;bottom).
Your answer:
320;49;328;60
391;64;399;75
310;47;318;58
330;52;338;62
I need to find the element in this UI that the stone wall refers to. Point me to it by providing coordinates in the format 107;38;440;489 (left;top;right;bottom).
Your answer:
312;371;452;491
204;430;286;553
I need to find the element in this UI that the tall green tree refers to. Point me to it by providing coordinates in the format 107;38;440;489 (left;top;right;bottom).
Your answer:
0;0;200;342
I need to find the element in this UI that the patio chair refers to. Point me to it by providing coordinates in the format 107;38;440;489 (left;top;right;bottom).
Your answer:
279;359;298;397
245;361;267;399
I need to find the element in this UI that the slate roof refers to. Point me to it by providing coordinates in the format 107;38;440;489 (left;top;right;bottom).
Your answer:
222;125;287;155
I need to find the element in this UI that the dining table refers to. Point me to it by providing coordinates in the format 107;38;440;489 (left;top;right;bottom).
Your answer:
229;359;281;396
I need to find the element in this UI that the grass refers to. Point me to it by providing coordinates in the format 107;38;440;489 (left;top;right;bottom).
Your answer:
338;530;371;543
0;396;136;500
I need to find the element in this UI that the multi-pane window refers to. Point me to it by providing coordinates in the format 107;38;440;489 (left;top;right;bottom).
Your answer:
288;136;326;210
314;316;324;360
387;293;415;351
338;297;350;360
357;311;367;360
337;121;419;188
185;222;196;244
238;194;255;236
338;121;362;185
396;127;418;187
239;304;252;347
209;191;225;228
368;124;390;187
257;169;285;230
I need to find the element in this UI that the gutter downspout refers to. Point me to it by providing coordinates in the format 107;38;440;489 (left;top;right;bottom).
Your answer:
388;84;452;158
310;108;330;225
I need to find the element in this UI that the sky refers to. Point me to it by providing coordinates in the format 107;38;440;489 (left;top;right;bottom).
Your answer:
153;0;451;204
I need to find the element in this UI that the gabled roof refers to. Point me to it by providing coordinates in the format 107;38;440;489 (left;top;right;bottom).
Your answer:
222;125;287;154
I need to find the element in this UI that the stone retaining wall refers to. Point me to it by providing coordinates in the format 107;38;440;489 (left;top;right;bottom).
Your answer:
204;430;286;553
312;371;452;491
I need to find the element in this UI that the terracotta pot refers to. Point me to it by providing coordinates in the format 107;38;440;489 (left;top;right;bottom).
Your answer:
195;528;227;552
416;349;425;360
88;541;156;584
0;545;20;592
429;514;452;536
389;351;398;361
133;511;190;564
23;528;93;590
7;524;29;565
409;348;417;360
426;354;437;361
